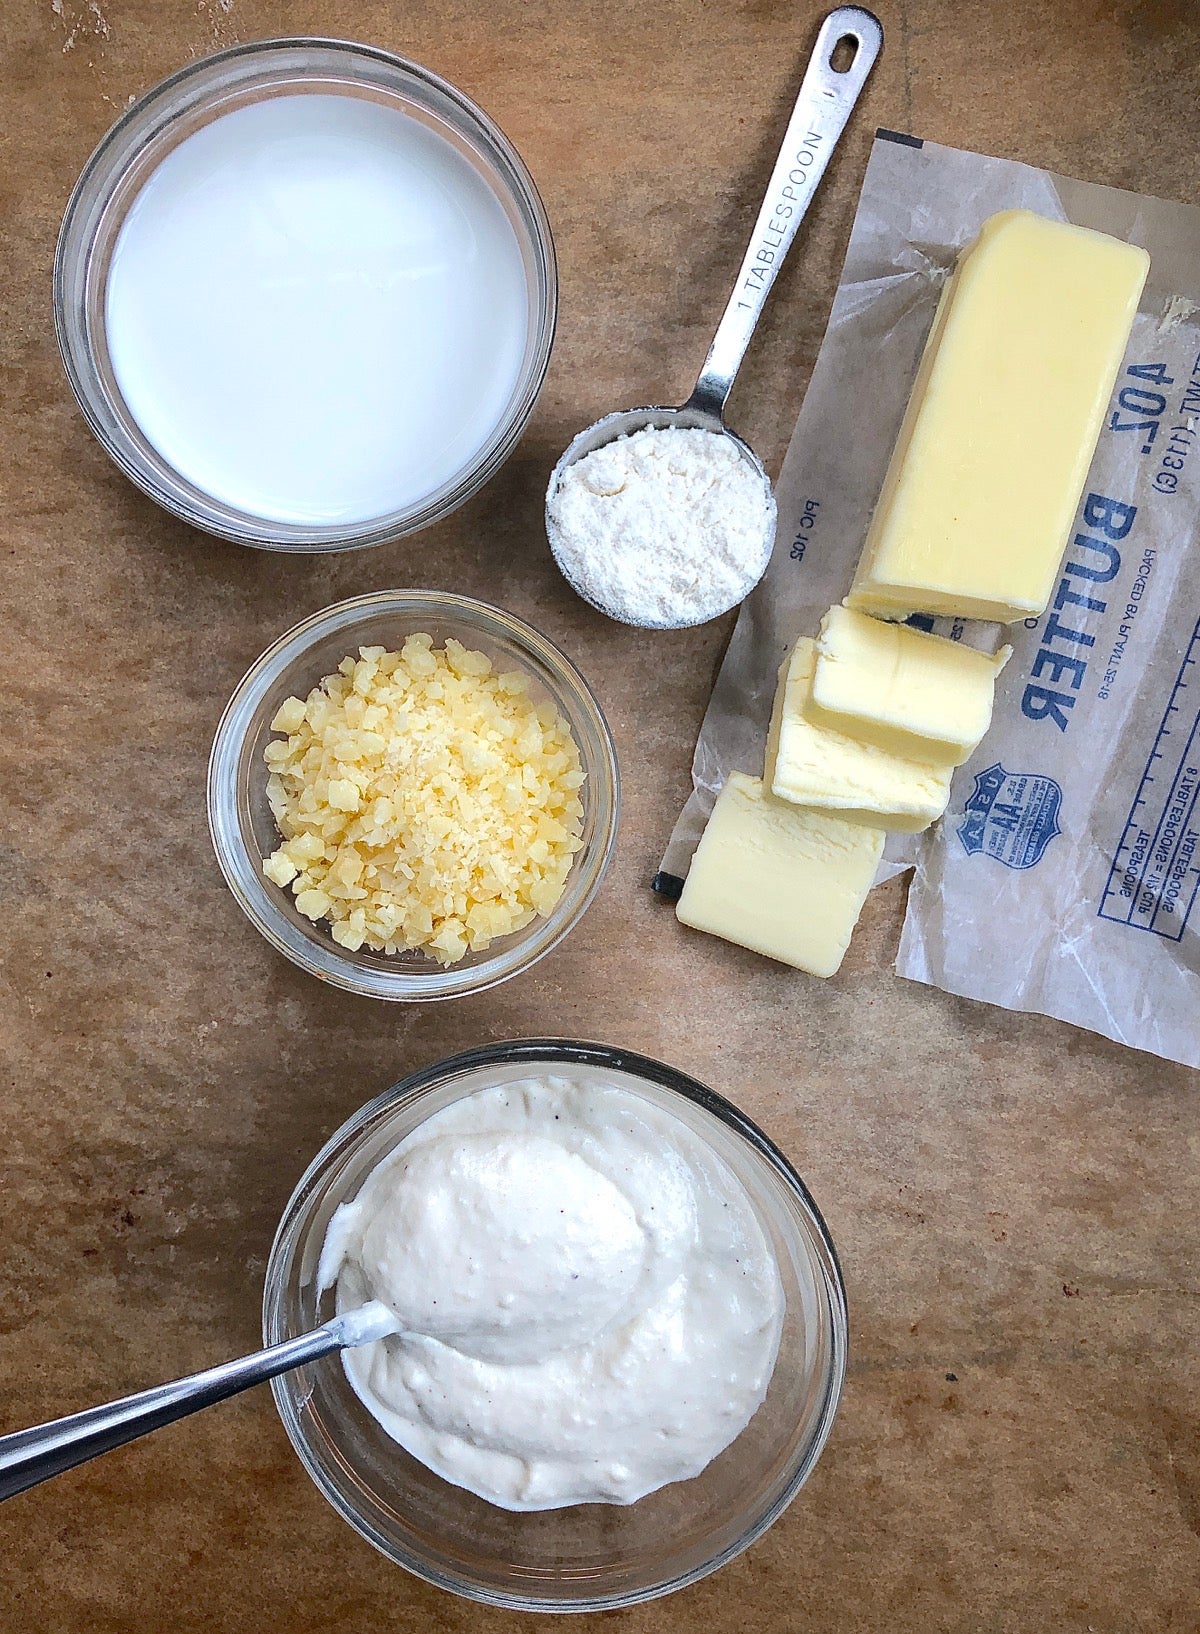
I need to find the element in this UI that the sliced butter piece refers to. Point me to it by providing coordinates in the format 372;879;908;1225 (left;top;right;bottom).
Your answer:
810;604;1011;767
676;772;883;976
847;209;1149;624
764;637;951;833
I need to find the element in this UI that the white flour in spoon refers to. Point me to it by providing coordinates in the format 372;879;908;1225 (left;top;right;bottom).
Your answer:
548;426;774;627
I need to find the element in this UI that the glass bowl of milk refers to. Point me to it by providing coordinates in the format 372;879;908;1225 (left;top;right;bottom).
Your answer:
54;39;556;549
263;1040;848;1611
207;590;619;999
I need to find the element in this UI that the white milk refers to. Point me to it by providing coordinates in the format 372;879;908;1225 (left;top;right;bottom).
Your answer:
105;93;530;527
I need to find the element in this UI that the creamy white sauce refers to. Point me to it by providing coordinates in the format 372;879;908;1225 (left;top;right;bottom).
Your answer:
105;93;529;526
318;1075;784;1511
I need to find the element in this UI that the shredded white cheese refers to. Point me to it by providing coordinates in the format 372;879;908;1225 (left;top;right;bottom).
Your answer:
261;635;585;965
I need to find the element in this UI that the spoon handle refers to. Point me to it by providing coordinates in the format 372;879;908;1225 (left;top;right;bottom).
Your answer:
0;1323;343;1503
687;7;882;420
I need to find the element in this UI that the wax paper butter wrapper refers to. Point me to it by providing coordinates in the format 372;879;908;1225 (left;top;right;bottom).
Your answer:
658;132;1200;1069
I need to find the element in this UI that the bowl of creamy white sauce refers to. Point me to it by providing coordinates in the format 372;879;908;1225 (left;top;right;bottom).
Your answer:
54;39;555;550
264;1040;847;1610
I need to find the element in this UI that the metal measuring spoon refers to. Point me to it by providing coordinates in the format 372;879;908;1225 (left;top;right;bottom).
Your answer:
546;7;882;630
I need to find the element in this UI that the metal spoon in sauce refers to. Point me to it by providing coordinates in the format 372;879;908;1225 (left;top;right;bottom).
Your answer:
545;7;882;629
0;1301;399;1502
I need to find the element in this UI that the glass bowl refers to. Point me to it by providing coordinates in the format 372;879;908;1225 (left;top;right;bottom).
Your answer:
263;1039;848;1611
207;592;618;1000
53;37;556;550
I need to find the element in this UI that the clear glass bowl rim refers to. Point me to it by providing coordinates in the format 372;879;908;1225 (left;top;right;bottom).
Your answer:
52;35;558;552
206;590;620;1001
263;1037;849;1612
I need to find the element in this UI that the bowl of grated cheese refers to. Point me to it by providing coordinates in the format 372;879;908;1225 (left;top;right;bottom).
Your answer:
208;591;619;1000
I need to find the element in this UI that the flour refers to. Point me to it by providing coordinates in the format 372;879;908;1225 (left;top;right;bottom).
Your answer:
547;427;774;628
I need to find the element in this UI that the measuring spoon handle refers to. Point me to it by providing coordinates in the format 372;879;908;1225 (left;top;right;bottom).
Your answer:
0;1324;343;1503
687;7;882;420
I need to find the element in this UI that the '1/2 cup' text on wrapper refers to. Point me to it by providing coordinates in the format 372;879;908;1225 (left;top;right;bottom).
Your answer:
660;132;1200;1070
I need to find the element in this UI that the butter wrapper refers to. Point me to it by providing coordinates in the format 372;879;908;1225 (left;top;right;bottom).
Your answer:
659;133;1200;1069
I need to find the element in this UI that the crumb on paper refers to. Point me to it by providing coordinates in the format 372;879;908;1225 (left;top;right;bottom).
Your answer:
52;0;112;53
1157;293;1199;332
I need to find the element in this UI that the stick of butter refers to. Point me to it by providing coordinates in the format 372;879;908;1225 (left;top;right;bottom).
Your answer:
764;637;951;832
810;604;1012;767
676;772;883;976
847;209;1149;624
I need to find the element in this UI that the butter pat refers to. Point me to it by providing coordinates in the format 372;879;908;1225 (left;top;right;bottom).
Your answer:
847;209;1149;624
764;638;951;832
676;772;883;976
811;604;1011;767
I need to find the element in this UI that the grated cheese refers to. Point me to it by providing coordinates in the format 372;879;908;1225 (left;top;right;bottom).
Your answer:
261;635;585;965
